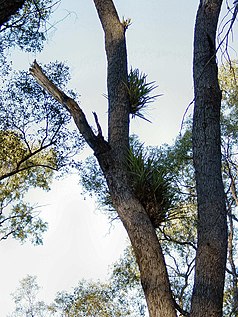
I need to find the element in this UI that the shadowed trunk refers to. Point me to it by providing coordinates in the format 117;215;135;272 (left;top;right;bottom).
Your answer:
191;1;227;316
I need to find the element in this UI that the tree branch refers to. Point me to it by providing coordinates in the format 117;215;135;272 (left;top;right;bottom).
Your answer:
29;60;109;155
0;141;55;181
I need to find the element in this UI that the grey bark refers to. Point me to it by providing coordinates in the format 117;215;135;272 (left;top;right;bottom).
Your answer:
191;1;227;316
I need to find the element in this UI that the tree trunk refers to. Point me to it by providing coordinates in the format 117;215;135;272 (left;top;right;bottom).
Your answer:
30;64;178;317
30;0;178;313
96;149;177;317
0;0;25;27
191;1;227;316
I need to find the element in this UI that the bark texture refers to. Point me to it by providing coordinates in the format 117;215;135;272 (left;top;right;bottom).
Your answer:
191;1;227;316
0;0;25;27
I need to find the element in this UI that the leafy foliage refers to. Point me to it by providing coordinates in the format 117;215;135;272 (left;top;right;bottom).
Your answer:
0;61;84;244
126;68;160;122
218;60;238;316
10;251;147;317
0;0;65;245
9;275;48;317
0;0;58;55
127;145;175;227
0;129;52;244
109;247;147;316
52;280;133;317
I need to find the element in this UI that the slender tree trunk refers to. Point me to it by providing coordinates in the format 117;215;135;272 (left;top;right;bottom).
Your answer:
0;0;25;27
191;1;227;316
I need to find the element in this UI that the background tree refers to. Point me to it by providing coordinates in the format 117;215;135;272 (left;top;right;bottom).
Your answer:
218;60;238;316
0;0;58;48
9;275;48;317
0;0;59;74
0;0;76;245
0;62;84;244
9;258;146;317
51;279;142;317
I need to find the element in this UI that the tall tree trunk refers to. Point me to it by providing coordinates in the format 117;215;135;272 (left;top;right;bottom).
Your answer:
191;1;227;316
30;0;177;314
0;0;25;27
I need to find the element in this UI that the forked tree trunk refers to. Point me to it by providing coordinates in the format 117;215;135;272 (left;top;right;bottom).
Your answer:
191;1;227;316
29;0;177;313
30;0;229;316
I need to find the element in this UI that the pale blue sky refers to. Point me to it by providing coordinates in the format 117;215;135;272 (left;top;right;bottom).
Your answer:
1;1;236;315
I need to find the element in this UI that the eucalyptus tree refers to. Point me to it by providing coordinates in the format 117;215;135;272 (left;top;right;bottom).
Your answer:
29;0;235;316
191;1;227;315
9;275;48;317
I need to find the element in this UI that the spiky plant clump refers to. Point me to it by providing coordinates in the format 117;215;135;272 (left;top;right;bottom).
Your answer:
126;68;161;122
127;146;174;228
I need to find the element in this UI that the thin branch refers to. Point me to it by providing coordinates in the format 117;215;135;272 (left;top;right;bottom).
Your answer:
173;299;190;317
92;112;103;137
0;141;57;181
0;164;58;182
159;227;197;251
0;229;16;241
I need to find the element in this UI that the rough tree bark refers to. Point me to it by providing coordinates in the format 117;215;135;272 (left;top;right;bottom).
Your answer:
29;1;177;316
191;0;227;316
0;0;25;27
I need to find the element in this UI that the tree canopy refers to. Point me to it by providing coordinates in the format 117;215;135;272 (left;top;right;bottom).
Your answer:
0;60;84;243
